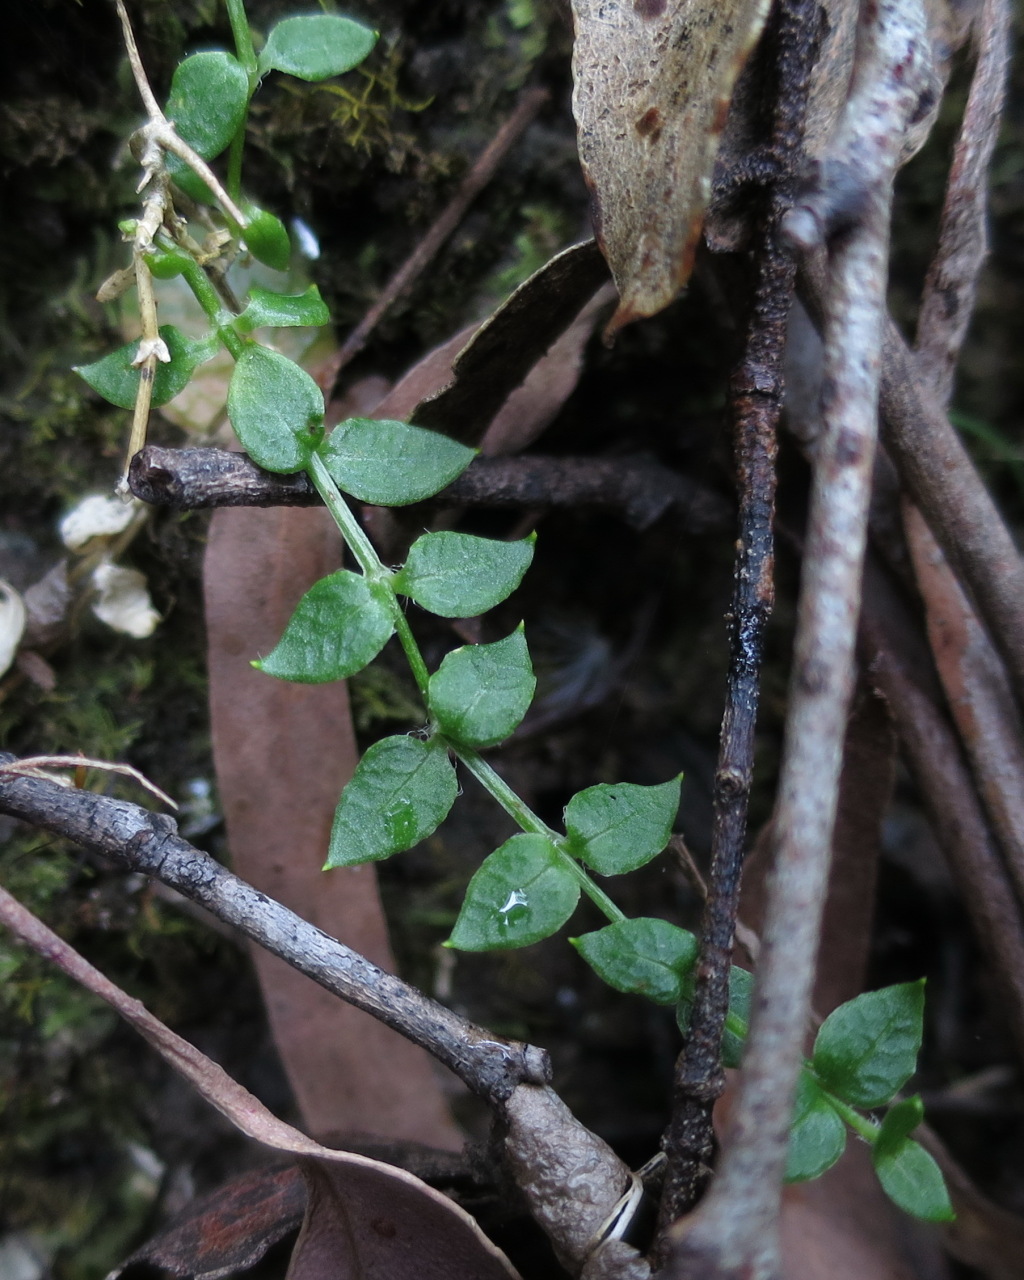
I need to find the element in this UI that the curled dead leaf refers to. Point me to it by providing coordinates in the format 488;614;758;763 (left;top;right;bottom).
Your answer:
571;0;771;333
0;885;521;1280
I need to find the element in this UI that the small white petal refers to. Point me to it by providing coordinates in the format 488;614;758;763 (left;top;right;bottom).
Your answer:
0;580;27;678
60;494;138;550
91;563;160;638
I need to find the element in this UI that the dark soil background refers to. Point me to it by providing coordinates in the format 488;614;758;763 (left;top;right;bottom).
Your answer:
1;0;1023;1276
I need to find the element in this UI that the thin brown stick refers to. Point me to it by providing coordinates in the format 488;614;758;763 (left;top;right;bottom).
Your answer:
318;87;549;396
902;0;1024;947
799;258;1024;714
666;0;935;1270
656;0;817;1229
859;559;1024;1067
127;445;729;532
914;0;1010;403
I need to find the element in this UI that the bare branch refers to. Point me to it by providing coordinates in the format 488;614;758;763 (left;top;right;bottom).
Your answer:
665;0;936;1271
127;445;730;532
657;0;818;1227
798;261;1024;715
0;754;643;1273
0;752;546;1105
859;558;1024;1068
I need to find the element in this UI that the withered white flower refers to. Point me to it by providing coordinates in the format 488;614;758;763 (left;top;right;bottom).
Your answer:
60;494;140;551
0;580;27;678
91;563;160;638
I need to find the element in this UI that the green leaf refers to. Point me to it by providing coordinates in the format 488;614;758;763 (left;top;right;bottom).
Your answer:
676;965;752;1068
75;325;215;409
258;14;378;81
785;1073;847;1182
165;51;250;201
236;284;330;333
572;917;698;1004
812;980;925;1108
564;777;680;875
327;736;457;867
319;418;475;506
428;627;535;747
144;247;192;280
166;51;250;158
243;206;292;272
227;344;324;472
876;1094;924;1146
448;834;580;951
253;571;393;683
873;1127;955;1222
721;965;754;1068
394;532;534;618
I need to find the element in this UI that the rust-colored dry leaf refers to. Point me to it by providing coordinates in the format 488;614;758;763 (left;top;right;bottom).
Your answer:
205;503;462;1148
412;240;611;444
571;0;771;334
289;1157;521;1280
112;1164;306;1280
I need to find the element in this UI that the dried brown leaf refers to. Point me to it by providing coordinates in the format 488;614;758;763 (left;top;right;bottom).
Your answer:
0;887;521;1280
112;1164;306;1280
571;0;771;334
289;1157;521;1280
412;240;611;444
205;502;463;1148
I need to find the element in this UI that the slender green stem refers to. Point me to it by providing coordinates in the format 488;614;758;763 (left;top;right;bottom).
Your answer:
308;452;626;924
454;748;627;923
814;1084;880;1143
177;257;244;358
306;452;388;577
306;452;431;699
457;746;559;839
226;128;246;204
224;0;258;75
222;0;259;200
555;846;628;922
391;608;431;702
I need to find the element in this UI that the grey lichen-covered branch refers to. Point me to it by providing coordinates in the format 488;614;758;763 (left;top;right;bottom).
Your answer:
664;0;937;1274
0;753;544;1103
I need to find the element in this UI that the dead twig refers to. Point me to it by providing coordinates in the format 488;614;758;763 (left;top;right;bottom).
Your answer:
859;558;1024;1068
665;0;936;1272
798;260;1024;715
128;445;730;532
656;0;817;1229
914;0;1010;403
0;752;643;1274
900;0;1024;963
0;754;176;810
0;751;544;1104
